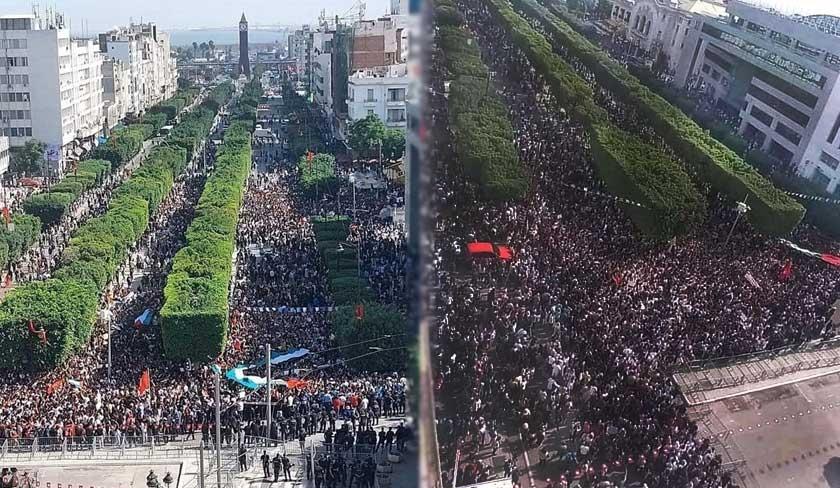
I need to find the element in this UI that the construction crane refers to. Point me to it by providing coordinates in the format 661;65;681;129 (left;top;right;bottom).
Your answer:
318;0;366;29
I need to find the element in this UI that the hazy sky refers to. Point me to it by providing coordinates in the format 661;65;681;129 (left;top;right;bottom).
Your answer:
0;0;392;31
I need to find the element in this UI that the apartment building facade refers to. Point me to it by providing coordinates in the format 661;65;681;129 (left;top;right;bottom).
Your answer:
98;22;177;119
0;13;104;173
347;63;409;129
676;1;840;193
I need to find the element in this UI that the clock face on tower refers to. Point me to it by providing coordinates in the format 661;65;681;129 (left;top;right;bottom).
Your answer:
240;22;247;32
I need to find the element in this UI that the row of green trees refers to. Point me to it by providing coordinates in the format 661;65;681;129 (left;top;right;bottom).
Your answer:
159;83;259;363
347;115;406;161
466;0;704;237
311;217;405;372
0;88;205;275
0;84;233;371
519;0;805;236
436;7;529;202
298;153;338;194
147;88;200;122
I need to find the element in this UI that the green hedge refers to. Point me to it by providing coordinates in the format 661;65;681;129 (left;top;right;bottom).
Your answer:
0;84;232;371
590;125;706;238
439;24;529;201
22;193;75;228
481;0;701;237
312;218;378;305
139;112;169;133
0;146;188;370
90;124;153;170
0;214;41;270
160;121;252;362
513;0;805;235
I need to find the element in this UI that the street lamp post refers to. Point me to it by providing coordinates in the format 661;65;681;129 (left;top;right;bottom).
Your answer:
266;343;272;446
724;196;750;246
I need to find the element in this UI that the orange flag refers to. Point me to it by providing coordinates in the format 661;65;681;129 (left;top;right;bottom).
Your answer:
46;378;64;395
355;304;365;321
138;369;151;396
286;378;308;389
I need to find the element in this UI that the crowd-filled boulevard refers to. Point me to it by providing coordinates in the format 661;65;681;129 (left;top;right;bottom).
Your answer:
0;75;411;487
432;2;840;488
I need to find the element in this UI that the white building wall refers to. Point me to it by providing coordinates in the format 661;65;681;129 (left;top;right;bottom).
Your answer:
347;64;409;128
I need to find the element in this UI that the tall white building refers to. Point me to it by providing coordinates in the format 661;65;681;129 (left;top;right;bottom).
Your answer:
0;13;104;172
347;63;408;128
311;29;334;117
675;0;840;193
98;22;177;118
287;25;311;81
102;58;130;129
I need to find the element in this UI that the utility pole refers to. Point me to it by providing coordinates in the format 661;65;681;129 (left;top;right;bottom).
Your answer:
214;372;222;487
266;343;272;446
198;441;206;488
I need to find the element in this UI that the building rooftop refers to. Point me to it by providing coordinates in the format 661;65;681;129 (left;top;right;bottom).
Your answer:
733;0;840;38
350;63;408;79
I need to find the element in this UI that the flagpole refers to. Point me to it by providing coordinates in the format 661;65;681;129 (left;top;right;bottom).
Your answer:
214;372;222;487
266;343;272;446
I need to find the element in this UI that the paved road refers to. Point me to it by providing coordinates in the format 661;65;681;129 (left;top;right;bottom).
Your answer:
698;372;840;488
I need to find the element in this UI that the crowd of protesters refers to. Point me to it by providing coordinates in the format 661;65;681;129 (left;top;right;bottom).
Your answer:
0;80;410;480
433;3;840;487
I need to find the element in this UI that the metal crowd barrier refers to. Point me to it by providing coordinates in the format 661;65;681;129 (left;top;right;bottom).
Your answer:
675;336;840;393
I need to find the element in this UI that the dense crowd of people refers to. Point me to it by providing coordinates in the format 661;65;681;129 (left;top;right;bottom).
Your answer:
433;3;840;488
0;78;412;486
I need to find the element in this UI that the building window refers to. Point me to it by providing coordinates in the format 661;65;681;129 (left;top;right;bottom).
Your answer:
702;64;710;74
749;106;773;127
0;39;26;49
747;84;810;128
387;108;406;122
1;57;27;67
711;69;721;81
387;88;405;102
768;30;791;48
746;21;767;36
366;89;375;102
774;121;802;145
0;18;31;31
367;109;375;117
819;151;840;170
828;113;840;144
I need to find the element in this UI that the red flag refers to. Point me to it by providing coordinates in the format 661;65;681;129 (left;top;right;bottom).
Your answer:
138;369;151;396
286;378;308;389
27;320;48;345
612;272;623;286
1;207;9;225
779;259;793;282
233;338;242;352
355;304;365;321
46;378;64;395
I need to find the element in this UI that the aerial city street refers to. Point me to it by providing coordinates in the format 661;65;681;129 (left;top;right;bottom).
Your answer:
431;0;840;487
0;1;416;487
3;0;840;487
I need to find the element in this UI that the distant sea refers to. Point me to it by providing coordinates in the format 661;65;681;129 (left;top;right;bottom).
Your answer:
169;29;287;47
